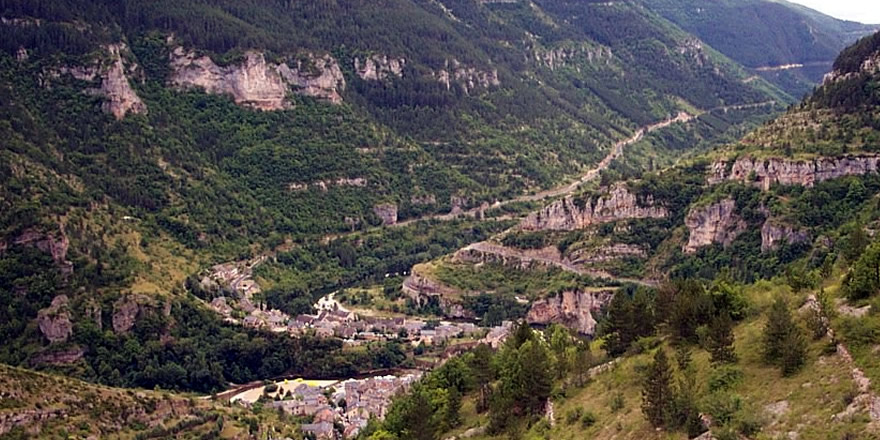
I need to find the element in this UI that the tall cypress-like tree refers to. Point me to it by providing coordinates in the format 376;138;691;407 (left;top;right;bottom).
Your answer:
707;312;738;364
468;343;494;412
642;349;675;427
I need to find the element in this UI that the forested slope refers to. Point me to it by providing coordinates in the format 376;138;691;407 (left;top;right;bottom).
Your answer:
643;0;877;96
0;0;857;395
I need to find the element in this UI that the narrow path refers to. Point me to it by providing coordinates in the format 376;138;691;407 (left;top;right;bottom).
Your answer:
804;295;880;421
394;111;697;228
392;101;776;229
752;61;831;72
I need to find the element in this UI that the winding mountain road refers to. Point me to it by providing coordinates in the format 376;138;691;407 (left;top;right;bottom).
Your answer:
393;101;776;228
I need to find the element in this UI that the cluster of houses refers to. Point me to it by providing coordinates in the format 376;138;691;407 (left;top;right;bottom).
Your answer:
252;374;422;439
288;311;488;346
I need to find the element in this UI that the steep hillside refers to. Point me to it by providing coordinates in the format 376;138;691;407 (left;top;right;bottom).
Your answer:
357;31;880;440
643;0;878;96
405;30;880;331
0;363;300;439
0;0;803;387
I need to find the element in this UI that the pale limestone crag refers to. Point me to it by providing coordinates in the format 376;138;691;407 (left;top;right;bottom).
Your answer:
525;289;616;335
761;219;809;252
37;295;73;343
169;48;345;109
432;59;500;93
373;203;398;226
49;43;147;120
521;184;667;231
683;198;746;253
355;54;405;81
707;155;880;189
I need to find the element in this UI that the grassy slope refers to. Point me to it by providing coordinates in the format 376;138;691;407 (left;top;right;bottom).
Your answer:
452;277;876;440
0;363;298;439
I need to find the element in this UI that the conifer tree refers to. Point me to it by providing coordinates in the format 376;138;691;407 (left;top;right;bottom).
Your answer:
707;312;738;364
762;298;807;375
642;349;675;427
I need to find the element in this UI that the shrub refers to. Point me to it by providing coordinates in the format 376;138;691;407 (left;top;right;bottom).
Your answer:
581;411;597;427
564;406;584;425
610;392;625;412
708;366;744;392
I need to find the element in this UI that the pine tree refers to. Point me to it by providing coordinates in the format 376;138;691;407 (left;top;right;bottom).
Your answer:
642;349;675;427
781;324;808;376
762;298;807;375
601;292;635;356
443;387;461;430
707;313;737;364
468;344;494;413
762;298;791;363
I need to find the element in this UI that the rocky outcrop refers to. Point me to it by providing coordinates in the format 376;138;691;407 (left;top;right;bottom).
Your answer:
355;54;405;80
112;295;142;334
169;48;345;109
823;51;880;84
49;43;146;120
526;289;616;335
278;54;346;103
533;45;612;70
401;271;474;319
30;347;85;365
453;242;565;270
521;185;667;231
37;295;73;343
373;203;398;226
100;44;148;119
683;199;746;253
4;226;73;274
761;219;809;252
288;177;367;192
410;194;437;205
568;244;646;265
707;155;880;189
432;59;500;93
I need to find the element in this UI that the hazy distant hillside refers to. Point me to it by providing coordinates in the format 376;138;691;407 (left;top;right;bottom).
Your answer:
643;0;878;95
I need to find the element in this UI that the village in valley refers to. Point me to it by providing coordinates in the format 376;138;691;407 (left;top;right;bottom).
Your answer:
202;258;514;439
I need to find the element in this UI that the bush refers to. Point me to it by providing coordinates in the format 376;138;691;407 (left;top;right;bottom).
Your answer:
609;392;625;413
581;411;597;427
708;366;744;392
564;406;584;425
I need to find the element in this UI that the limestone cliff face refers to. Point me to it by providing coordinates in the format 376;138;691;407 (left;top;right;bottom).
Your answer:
526;289;616;335
3;226;73;274
101;44;148;119
521;185;667;231
452;242;565;271
823;52;880;84
112;295;142;334
707;155;880;189
533;45;612;70
761;219;809;252
49;43;146;120
288;177;367;192
355;54;405;80
401;271;474;319
111;295;171;334
432;59;500;93
169;48;345;109
568;243;646;265
683;198;746;253
373;203;398;226
37;295;73;343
